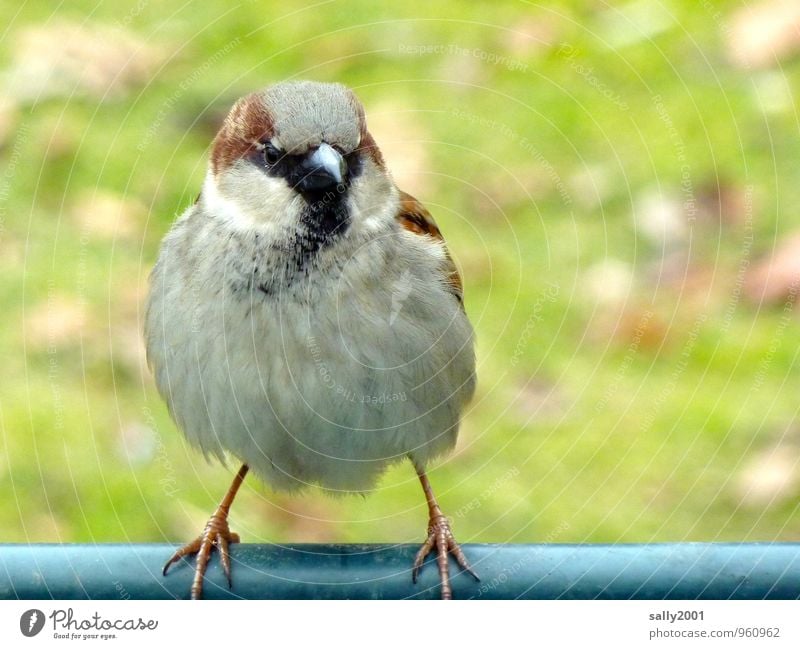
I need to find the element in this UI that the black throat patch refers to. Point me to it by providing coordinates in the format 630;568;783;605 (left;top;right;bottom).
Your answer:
245;192;351;299
296;190;351;262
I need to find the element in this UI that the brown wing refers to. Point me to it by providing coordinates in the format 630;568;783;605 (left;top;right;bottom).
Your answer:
396;190;464;307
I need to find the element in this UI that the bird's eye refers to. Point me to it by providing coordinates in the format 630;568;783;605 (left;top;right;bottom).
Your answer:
263;144;281;165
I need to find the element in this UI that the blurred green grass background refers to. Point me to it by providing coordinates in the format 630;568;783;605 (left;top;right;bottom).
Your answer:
1;0;799;547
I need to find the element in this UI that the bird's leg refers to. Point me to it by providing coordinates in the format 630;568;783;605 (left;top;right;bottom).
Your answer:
163;464;248;600
411;466;479;599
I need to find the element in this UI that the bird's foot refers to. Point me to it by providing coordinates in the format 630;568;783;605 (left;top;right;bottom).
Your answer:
163;506;240;600
412;511;479;599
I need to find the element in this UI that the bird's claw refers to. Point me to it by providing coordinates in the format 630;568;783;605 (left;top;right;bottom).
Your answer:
163;508;240;599
412;513;479;599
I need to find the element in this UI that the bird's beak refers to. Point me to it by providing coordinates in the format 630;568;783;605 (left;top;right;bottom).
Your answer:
296;142;347;193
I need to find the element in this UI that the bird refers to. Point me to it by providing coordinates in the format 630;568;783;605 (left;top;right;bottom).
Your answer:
144;80;478;600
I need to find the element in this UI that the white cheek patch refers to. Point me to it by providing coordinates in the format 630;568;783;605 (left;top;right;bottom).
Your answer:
201;171;243;224
346;167;397;235
202;168;300;234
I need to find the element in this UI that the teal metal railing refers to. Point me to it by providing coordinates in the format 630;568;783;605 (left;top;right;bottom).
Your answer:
1;543;799;599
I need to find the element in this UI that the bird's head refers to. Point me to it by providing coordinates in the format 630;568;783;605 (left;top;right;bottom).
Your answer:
203;81;393;243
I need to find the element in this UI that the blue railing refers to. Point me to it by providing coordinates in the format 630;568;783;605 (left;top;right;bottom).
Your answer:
1;543;799;599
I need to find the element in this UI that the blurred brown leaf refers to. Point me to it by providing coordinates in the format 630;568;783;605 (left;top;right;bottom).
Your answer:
252;493;339;543
744;231;800;304
737;442;800;507
510;378;567;421
71;190;146;241
112;323;149;378
569;163;614;209
586;302;669;351
643;252;720;309
7;21;164;102
368;101;430;194
504;15;562;59
0;98;19;148
108;274;149;376
695;181;752;229
473;165;551;218
617;307;668;349
435;53;488;90
26;513;67;541
0;235;23;271
25;295;87;348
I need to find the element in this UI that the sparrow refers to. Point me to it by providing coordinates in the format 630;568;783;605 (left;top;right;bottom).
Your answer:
144;80;478;599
